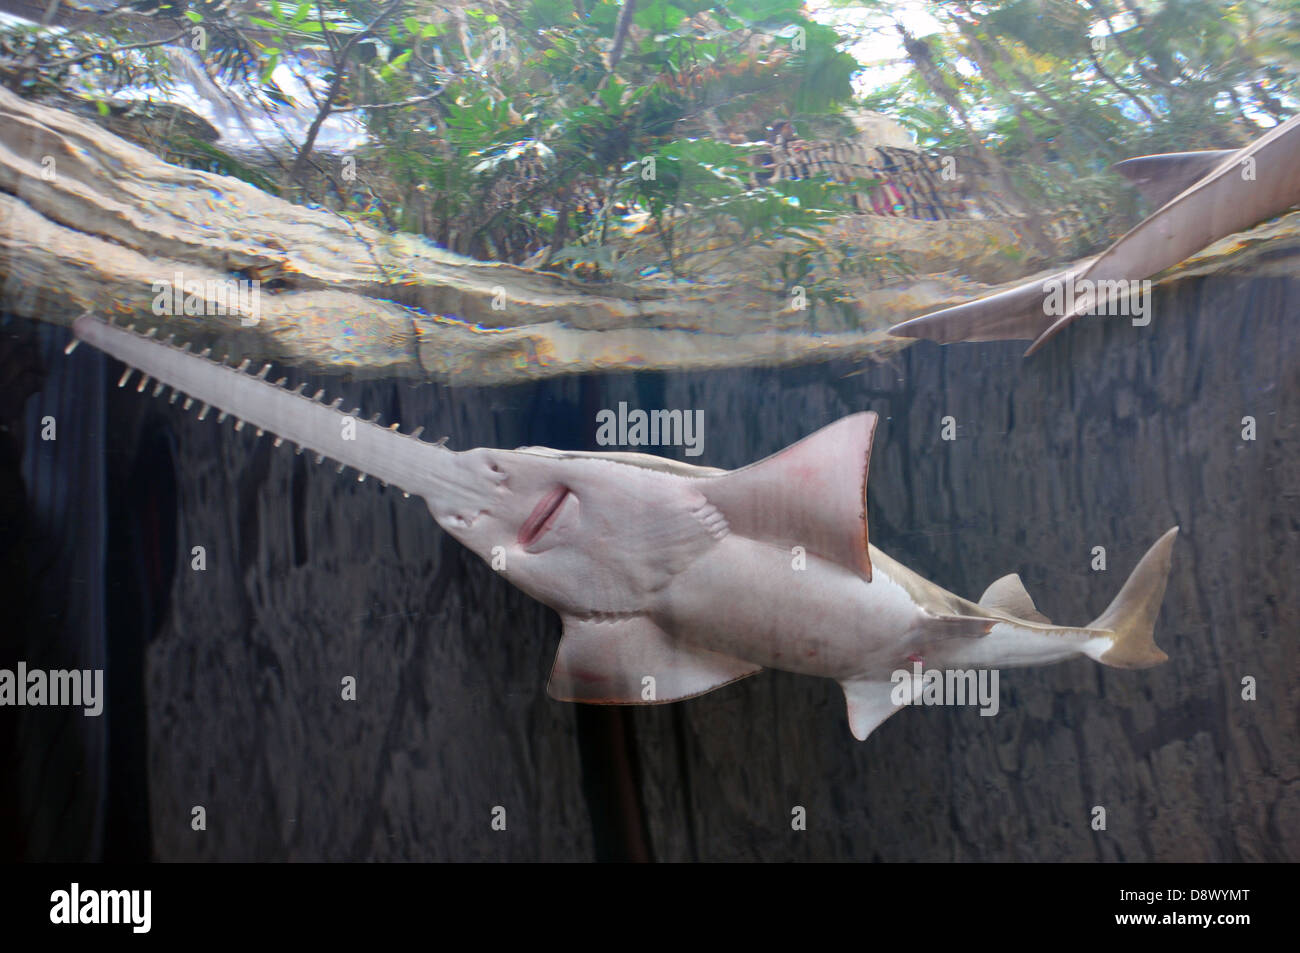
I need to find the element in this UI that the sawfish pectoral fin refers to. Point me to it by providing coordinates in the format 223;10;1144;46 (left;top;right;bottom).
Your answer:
547;615;761;704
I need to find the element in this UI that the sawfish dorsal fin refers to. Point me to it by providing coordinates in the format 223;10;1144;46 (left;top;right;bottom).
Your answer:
978;573;1051;624
1111;149;1237;209
700;412;877;581
548;615;761;704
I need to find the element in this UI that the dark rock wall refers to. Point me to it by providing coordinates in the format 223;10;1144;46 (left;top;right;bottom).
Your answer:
2;322;110;862
11;270;1296;861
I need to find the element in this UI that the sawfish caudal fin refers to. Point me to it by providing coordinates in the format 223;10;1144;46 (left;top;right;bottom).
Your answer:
1082;527;1179;669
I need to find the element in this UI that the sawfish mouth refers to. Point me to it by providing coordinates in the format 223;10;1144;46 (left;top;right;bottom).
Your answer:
518;486;572;550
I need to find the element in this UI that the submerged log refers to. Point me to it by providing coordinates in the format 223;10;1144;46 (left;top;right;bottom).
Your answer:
3;86;1296;384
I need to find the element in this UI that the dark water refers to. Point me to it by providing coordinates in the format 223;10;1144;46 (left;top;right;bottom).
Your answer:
2;270;1296;861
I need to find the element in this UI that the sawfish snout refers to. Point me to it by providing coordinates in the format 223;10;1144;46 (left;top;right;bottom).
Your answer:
518;486;576;553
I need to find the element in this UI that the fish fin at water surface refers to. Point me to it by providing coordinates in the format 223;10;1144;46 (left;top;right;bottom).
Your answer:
1110;149;1237;209
547;614;761;704
886;266;1087;345
893;116;1300;355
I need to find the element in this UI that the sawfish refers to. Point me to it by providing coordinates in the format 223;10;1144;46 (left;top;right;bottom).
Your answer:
69;313;1179;741
889;114;1300;355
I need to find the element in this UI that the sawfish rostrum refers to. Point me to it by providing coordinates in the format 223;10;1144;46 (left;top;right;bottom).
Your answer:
71;313;1179;741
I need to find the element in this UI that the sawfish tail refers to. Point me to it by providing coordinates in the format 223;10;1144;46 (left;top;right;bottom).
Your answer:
1081;527;1179;669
